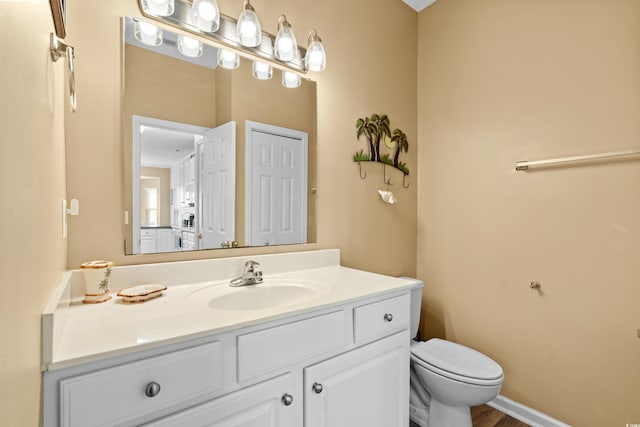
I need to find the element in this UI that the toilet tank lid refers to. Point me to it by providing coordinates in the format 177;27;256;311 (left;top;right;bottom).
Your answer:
411;338;503;381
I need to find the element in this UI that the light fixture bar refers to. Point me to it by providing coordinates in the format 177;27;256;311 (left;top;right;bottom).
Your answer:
137;0;307;73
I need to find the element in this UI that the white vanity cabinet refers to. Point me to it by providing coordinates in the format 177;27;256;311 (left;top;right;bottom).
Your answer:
44;291;412;427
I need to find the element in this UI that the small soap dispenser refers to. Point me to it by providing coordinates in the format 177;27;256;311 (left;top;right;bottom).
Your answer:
80;260;113;303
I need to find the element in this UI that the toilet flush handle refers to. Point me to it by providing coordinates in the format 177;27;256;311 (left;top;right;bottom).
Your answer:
384;313;394;322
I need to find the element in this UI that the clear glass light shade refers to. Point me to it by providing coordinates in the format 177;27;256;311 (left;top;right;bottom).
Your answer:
191;0;220;32
177;35;203;58
134;21;163;46
217;49;240;69
236;1;262;47
252;61;273;80
282;71;301;88
141;0;175;17
305;32;326;72
275;16;297;62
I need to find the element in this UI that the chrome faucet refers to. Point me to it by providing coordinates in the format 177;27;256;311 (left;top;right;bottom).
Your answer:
230;260;264;287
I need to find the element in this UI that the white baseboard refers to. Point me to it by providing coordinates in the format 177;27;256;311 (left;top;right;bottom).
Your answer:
487;394;572;427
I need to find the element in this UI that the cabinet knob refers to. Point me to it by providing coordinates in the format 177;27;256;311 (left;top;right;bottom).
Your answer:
144;381;161;398
384;313;394;322
281;393;294;406
312;382;324;394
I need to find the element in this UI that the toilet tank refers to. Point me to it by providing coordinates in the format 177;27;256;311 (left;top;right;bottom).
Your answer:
399;277;424;339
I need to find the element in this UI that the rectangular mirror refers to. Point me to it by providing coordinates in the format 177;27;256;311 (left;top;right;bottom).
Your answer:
122;17;317;254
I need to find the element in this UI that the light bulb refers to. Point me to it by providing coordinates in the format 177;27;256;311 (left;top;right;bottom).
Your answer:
177;35;203;58
142;0;175;17
191;0;220;32
217;49;240;69
240;21;257;38
134;21;163;46
282;71;301;88
252;61;272;80
236;0;262;47
275;15;298;62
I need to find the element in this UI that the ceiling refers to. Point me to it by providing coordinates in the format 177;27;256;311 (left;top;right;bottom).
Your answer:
402;0;437;12
140;126;198;168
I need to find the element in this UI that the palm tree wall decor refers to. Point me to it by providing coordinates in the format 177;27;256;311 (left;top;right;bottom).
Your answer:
354;113;410;176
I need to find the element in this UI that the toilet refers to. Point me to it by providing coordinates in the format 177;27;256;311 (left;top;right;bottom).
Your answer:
408;282;504;427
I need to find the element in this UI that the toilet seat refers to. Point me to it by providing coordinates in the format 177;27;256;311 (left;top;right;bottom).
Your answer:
411;339;504;387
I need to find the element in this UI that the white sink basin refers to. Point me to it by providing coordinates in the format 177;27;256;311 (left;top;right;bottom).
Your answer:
189;278;330;312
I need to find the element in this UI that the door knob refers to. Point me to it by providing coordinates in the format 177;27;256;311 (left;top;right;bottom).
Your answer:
312;382;323;394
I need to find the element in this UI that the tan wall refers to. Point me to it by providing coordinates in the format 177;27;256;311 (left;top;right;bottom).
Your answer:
416;1;640;425
140;167;170;226
0;2;67;425
65;0;417;276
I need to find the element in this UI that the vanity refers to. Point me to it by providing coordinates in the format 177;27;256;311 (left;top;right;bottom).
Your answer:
42;250;421;426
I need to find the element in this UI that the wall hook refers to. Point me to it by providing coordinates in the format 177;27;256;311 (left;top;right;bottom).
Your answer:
383;164;393;186
402;174;410;188
357;162;367;179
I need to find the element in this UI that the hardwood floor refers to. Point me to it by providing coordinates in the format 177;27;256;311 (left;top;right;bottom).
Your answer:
471;405;530;427
409;405;530;427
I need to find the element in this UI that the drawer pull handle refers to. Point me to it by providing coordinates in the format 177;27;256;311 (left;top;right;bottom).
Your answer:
312;382;324;394
384;313;394;322
281;393;294;406
145;382;161;398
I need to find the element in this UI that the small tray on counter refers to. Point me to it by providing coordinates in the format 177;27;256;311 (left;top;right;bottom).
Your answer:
117;284;167;303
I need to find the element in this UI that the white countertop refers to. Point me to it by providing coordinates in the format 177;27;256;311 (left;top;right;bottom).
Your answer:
43;250;420;371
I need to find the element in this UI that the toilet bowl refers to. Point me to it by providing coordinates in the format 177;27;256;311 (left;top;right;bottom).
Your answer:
411;338;503;427
406;280;504;427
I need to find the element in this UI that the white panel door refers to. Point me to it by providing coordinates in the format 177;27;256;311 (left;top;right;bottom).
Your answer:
199;121;236;250
144;374;296;427
304;332;409;427
247;123;307;246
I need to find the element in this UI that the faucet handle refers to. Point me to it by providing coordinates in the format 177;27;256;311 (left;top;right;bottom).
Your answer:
244;260;260;270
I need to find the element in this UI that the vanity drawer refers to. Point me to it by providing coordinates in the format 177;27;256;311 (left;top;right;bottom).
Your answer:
59;342;222;427
237;311;347;382
354;294;410;343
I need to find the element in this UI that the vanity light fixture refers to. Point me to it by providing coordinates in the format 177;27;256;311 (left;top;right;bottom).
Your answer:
252;60;273;80
274;15;297;62
305;30;326;72
137;0;328;77
141;0;175;17
236;0;262;47
134;20;163;46
177;35;203;57
190;0;220;32
282;70;301;88
217;48;240;69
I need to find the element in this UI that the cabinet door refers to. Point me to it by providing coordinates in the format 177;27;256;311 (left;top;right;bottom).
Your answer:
145;374;296;427
156;230;172;253
305;332;409;427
